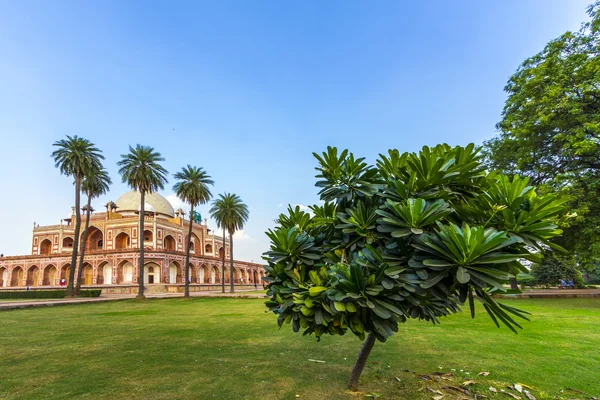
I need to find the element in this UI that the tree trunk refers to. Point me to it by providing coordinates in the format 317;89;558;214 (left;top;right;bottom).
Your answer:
184;204;194;298
221;228;225;293
509;276;519;291
137;192;145;299
75;194;92;296
229;232;234;293
348;332;377;391
66;175;82;298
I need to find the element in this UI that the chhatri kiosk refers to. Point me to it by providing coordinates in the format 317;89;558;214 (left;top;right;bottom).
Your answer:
0;191;264;293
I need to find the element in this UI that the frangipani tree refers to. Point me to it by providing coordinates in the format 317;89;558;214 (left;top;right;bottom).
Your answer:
263;144;567;390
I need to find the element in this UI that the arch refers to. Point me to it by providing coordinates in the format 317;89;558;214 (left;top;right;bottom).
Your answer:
186;233;201;255
234;268;241;283
188;263;197;283
211;265;218;284
205;243;213;254
224;267;230;283
62;237;74;252
143;230;153;248
253;270;258;284
102;263;112;285
81;263;93;285
43;265;57;286
117;260;134;284
11;267;23;287
198;264;206;283
60;264;71;285
169;261;182;283
85;227;104;251
114;232;130;250
0;267;6;287
164;235;176;251
240;269;247;283
40;239;52;255
144;262;161;284
218;247;224;259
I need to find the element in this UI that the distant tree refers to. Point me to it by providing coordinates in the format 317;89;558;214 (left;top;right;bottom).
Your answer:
173;165;214;297
118;145;168;299
75;168;112;295
210;193;249;293
484;2;600;268
531;251;584;287
51;135;104;297
264;145;567;391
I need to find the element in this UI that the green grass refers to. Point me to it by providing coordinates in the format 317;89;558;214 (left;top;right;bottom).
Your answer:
0;298;598;399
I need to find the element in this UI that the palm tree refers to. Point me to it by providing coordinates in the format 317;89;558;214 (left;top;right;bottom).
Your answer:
51;136;104;297
117;145;168;299
210;193;249;293
75;168;112;295
173;165;214;297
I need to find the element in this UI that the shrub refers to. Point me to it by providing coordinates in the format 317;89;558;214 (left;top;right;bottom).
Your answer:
0;290;102;299
264;144;567;390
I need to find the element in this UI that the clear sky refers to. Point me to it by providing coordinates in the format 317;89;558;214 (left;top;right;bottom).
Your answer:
0;0;591;262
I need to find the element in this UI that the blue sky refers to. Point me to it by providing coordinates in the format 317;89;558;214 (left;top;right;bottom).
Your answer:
0;0;591;262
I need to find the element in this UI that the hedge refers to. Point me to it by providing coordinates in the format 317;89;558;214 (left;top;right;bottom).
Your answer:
0;289;102;299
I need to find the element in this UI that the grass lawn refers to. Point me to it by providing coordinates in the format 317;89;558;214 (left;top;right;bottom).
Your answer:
0;298;598;399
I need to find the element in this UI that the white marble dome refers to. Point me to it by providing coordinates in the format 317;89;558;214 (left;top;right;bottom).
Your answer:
115;191;175;217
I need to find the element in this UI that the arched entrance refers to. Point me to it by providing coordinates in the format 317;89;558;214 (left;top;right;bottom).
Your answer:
253;270;258;284
0;267;6;287
145;262;161;284
211;266;218;284
169;262;182;283
40;239;52;255
60;264;71;285
188;264;197;283
114;232;130;250
186;233;201;254
218;247;224;259
164;235;176;251
43;265;57;286
82;263;93;285
85;227;103;251
205;243;213;254
97;262;112;285
199;264;207;283
11;267;24;286
117;261;134;284
27;265;40;286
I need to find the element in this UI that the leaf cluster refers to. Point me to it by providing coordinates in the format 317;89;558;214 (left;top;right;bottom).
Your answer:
264;144;567;342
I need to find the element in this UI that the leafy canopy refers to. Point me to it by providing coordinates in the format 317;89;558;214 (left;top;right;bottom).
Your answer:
173;165;214;208
51;135;104;180
117;145;168;194
484;2;600;267
209;193;249;235
82;168;112;199
264;144;567;342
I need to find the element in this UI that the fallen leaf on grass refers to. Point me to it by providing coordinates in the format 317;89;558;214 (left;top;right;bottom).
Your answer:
514;384;523;393
489;387;497;393
395;377;401;382
524;391;536;400
478;372;491;377
503;392;521;399
308;359;326;363
426;387;444;395
461;380;476;387
432;396;444;400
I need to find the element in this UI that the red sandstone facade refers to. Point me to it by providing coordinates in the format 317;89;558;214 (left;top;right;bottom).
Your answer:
0;191;264;291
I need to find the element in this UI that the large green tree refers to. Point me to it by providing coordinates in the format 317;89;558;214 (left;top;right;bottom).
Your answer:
210;193;249;293
173;165;214;297
484;2;600;267
118;145;168;299
264;145;566;390
75;168;112;295
51;135;104;297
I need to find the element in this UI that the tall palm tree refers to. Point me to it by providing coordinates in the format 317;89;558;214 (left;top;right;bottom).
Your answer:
210;193;249;293
117;145;168;299
75;168;112;295
51;136;104;297
173;165;214;298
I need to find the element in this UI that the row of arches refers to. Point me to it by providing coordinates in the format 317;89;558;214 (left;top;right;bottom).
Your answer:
39;230;224;256
0;262;265;287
